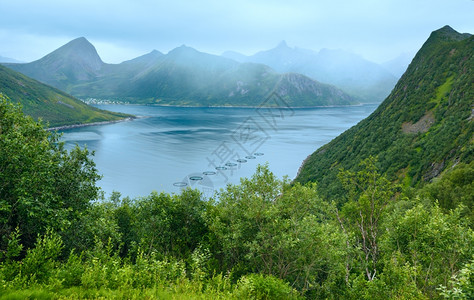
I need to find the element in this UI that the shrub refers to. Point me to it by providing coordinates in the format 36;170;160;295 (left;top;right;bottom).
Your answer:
234;274;302;300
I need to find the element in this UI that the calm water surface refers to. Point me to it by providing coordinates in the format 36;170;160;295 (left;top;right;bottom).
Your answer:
60;104;378;198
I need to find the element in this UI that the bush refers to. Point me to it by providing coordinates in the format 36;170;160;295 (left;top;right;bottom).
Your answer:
234;274;302;300
19;229;63;284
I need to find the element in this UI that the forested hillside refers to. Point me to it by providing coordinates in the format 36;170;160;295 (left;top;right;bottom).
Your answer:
0;65;130;127
296;26;473;202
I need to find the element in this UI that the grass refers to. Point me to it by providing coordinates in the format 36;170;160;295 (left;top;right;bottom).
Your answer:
430;75;454;107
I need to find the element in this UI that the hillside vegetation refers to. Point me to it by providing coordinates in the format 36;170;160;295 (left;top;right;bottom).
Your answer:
0;65;130;127
0;95;472;299
296;26;473;201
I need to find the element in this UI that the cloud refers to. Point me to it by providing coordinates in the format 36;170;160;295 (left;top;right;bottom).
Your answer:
0;0;472;63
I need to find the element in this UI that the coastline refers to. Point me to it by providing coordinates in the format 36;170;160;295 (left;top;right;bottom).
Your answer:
296;154;312;179
92;102;377;109
47;117;135;131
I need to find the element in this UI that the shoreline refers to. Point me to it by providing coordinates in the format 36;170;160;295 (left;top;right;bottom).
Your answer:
47;117;135;131
91;102;378;109
47;101;379;131
295;154;312;179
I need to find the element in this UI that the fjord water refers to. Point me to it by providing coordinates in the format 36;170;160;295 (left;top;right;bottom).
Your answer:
60;104;378;198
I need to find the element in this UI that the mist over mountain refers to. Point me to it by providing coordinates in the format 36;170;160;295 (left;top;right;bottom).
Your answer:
222;41;399;102
5;39;356;107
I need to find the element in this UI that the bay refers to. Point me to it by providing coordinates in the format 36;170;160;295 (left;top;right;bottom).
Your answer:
60;104;378;198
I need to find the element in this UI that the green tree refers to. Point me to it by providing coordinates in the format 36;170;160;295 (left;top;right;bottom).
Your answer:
209;164;346;296
338;157;398;281
0;94;101;254
421;161;474;226
439;258;474;300
382;203;473;298
134;189;209;259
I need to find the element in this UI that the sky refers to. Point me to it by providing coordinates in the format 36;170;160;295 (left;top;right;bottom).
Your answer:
0;0;473;64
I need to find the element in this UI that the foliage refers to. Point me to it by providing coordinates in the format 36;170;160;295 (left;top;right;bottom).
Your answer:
0;95;101;252
16;229;63;285
134;189;209;259
0;80;472;298
234;273;302;300
0;161;472;299
338;157;399;281
420;161;474;225
208;164;346;296
438;258;474;300
381;203;473;298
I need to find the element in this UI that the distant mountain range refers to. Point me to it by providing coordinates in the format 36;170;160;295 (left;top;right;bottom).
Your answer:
4;38;356;107
0;55;24;63
222;41;404;102
0;64;129;127
296;26;473;199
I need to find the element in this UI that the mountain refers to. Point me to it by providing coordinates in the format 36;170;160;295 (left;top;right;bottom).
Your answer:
5;40;356;107
121;49;164;66
103;49;165;77
6;37;105;92
111;46;353;106
0;55;24;63
221;50;248;62
381;52;415;78
69;49;166;99
223;42;399;102
0;64;129;127
295;26;473;199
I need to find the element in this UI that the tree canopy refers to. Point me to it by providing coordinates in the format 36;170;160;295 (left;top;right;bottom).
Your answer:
0;94;101;252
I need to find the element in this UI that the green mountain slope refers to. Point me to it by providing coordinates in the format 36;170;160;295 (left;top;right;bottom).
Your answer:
5;39;356;107
295;26;473;199
0;65;130;127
